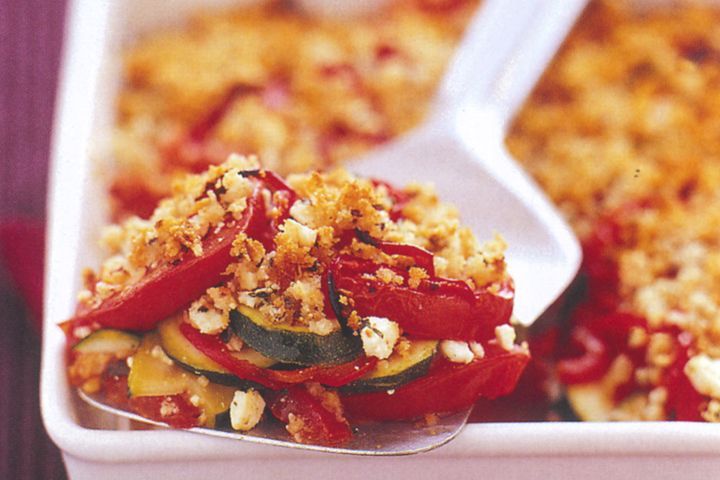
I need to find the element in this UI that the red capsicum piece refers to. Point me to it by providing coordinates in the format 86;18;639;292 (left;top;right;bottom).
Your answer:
129;394;202;429
342;345;529;421
329;255;513;342
180;322;376;390
662;331;706;421
370;179;412;221
556;326;612;385
239;169;298;233
236;169;298;249
269;386;352;446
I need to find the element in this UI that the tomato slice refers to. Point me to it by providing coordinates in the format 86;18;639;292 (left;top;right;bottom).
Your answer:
269;386;351;446
342;345;529;421
330;256;513;342
180;322;376;390
61;189;264;337
62;171;301;338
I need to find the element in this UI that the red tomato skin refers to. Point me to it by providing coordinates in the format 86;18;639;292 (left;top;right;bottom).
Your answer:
341;347;529;421
63;218;248;335
61;186;271;338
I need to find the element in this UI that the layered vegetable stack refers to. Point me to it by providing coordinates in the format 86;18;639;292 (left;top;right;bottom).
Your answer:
111;0;479;219
507;0;720;422
63;155;528;445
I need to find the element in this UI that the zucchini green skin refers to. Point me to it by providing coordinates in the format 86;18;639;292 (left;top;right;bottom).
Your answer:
72;329;140;354
340;340;438;394
230;306;362;366
158;315;273;389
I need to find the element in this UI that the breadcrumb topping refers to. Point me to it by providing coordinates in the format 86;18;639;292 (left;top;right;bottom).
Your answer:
110;0;480;220
83;155;511;339
508;0;720;420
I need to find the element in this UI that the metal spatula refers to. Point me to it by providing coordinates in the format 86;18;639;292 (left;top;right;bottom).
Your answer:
78;389;471;455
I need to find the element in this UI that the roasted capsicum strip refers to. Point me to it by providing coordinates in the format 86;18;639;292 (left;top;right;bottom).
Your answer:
269;386;352;446
180;322;376;390
327;255;513;342
129;394;202;429
341;344;530;421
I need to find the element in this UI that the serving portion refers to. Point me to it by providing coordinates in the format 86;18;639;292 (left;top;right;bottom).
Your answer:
508;0;720;423
62;155;528;446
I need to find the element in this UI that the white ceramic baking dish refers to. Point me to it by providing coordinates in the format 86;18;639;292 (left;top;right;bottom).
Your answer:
41;0;720;478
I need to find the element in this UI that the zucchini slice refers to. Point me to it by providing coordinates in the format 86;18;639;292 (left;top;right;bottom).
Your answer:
157;315;275;387
230;305;362;366
72;329;140;355
128;333;236;427
341;340;438;393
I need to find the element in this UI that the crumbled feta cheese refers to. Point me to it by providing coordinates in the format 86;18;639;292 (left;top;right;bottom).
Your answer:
685;354;720;399
440;340;474;364
236;267;260;290
469;341;485;359
187;300;229;335
237;291;260;308
230;389;266;431
494;324;517;351
360;316;400;360
286;277;321;302
160;397;180;417
281;219;317;248
189;394;201;407
221;166;253;204
289;200;315;226
309;317;335;335
73;326;92;340
703;399;720;422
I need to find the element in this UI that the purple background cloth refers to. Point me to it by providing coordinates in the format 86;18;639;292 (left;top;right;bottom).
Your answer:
1;0;69;478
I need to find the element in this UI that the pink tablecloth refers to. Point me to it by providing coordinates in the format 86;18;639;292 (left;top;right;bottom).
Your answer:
1;0;69;478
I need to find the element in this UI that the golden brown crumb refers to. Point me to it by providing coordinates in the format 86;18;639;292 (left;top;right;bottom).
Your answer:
508;0;720;420
110;1;480;220
424;413;439;426
407;266;429;289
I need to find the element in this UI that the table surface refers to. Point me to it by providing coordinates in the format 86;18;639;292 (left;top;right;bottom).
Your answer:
1;0;69;478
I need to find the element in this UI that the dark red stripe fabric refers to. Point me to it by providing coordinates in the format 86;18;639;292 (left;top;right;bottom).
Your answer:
0;0;69;477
